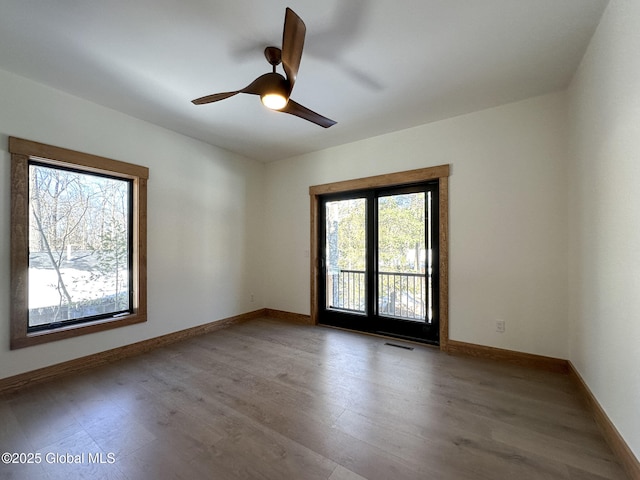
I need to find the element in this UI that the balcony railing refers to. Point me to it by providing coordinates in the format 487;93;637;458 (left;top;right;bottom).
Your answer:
327;269;431;322
328;269;366;313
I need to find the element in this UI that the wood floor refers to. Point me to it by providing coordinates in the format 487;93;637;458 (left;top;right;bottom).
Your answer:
0;318;629;480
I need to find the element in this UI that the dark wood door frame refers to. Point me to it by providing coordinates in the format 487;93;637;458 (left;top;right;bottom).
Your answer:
309;165;450;351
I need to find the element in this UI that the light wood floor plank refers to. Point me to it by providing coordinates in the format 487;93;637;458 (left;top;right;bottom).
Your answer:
0;318;629;480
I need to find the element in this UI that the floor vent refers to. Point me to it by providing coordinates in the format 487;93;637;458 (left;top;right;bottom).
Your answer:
384;342;414;351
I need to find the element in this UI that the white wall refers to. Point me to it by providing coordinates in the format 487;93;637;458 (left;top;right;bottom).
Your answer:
264;91;569;359
567;0;640;460
0;69;265;379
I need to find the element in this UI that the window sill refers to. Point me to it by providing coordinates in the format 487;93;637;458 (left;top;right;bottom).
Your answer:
11;312;147;350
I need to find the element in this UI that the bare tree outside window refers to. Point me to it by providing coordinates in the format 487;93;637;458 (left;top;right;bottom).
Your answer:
28;163;132;328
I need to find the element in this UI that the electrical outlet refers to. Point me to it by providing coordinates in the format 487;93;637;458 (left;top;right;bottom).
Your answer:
496;320;506;333
250;293;255;303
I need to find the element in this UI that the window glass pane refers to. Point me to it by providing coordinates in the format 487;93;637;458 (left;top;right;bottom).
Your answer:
28;163;132;328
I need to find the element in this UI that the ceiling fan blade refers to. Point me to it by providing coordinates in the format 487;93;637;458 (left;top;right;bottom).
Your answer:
191;91;240;105
281;8;306;90
281;99;336;128
192;73;277;105
191;72;291;105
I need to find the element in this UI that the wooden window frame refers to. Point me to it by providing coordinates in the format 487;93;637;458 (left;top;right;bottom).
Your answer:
9;137;148;349
309;165;450;350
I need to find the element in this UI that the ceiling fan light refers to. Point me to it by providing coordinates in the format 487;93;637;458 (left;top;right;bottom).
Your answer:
261;93;288;110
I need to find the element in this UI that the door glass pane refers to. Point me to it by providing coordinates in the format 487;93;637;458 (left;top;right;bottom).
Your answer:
325;198;367;313
378;192;428;322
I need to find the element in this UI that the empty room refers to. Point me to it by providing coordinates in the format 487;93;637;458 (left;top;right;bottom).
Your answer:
1;1;639;479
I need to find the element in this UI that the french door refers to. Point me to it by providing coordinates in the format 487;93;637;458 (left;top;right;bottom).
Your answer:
318;182;440;345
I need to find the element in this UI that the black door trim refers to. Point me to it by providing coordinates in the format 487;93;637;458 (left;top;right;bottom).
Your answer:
309;165;450;351
317;182;440;345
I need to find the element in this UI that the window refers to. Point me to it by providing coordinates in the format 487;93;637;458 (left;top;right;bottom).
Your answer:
9;137;148;349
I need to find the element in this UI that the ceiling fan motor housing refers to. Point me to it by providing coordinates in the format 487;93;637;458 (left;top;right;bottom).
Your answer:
263;72;290;96
260;72;291;109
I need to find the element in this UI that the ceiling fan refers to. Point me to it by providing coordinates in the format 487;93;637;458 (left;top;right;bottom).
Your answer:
192;8;336;128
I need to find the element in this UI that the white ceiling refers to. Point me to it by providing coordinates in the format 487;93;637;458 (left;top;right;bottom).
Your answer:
0;0;608;162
